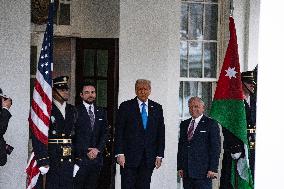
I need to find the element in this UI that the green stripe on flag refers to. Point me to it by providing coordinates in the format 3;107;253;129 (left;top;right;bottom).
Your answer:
210;99;248;145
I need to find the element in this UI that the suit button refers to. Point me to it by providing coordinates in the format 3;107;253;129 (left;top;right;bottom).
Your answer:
61;159;63;162
69;159;71;162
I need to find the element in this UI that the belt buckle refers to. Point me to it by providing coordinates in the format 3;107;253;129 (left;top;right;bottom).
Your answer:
62;146;72;156
63;139;69;144
249;142;255;149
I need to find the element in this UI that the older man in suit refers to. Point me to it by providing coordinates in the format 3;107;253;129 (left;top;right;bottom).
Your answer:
177;97;221;189
74;82;108;189
114;79;165;189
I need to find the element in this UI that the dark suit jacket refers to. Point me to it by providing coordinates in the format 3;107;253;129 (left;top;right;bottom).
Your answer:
0;108;11;166
75;103;108;167
32;103;77;167
177;115;221;179
114;97;165;168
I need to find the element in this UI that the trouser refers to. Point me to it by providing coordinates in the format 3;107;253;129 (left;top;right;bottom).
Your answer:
74;163;101;189
120;153;154;189
183;177;212;189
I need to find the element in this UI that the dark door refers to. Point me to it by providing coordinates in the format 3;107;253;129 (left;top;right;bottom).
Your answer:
76;38;119;189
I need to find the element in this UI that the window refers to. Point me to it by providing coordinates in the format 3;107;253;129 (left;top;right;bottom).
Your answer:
179;0;219;120
54;0;71;25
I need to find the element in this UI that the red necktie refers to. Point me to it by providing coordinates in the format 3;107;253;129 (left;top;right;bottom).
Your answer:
187;119;195;141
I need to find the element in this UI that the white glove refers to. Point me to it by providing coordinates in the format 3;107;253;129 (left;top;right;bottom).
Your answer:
231;152;242;160
73;164;80;177
39;166;49;175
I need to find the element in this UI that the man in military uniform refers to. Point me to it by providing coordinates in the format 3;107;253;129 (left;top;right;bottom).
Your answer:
32;76;77;189
241;70;257;180
220;70;258;189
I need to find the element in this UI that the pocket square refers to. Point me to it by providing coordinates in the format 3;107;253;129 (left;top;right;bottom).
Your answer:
200;130;207;133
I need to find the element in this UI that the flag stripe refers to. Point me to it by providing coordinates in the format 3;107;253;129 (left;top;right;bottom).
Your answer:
210;99;248;145
31;100;50;127
30;109;49;137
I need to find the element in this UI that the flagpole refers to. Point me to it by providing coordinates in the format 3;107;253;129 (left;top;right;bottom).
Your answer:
230;0;234;17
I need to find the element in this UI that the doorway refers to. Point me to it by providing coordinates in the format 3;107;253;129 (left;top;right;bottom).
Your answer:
76;38;119;189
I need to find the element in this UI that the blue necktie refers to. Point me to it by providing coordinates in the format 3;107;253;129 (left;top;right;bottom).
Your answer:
141;103;148;129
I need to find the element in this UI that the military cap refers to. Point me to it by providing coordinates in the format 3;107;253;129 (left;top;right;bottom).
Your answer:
53;76;69;89
241;71;256;85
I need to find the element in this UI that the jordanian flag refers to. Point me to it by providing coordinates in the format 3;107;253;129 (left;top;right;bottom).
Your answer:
210;16;253;188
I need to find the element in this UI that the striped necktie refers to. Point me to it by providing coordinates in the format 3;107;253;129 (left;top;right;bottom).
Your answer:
88;105;95;130
187;119;195;141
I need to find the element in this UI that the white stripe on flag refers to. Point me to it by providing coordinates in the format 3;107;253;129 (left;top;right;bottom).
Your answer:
30;109;49;137
36;71;52;101
32;88;49;117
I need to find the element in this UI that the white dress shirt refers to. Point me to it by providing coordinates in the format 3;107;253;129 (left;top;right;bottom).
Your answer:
188;114;204;135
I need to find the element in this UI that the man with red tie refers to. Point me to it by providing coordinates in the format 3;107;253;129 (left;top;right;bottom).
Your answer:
177;97;221;189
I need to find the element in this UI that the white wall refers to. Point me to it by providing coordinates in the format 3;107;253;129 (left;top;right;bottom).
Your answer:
256;1;284;188
117;0;180;188
0;1;30;188
234;0;260;71
53;0;119;38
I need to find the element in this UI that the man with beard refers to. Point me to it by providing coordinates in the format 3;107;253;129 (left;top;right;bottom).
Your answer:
74;82;108;189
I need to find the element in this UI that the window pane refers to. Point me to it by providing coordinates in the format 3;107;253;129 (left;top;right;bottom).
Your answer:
188;42;202;78
201;82;212;114
204;42;217;78
183;81;198;118
83;49;95;77
179;82;183;118
204;4;218;40
96;80;107;108
180;3;189;39
188;3;203;40
180;41;188;77
59;3;70;25
97;50;108;77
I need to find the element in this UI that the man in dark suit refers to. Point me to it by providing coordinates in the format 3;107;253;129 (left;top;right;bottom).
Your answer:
32;76;77;189
114;79;165;189
74;82;108;189
177;97;221;189
0;88;12;166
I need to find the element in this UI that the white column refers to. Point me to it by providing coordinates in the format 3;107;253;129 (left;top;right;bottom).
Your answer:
0;1;30;188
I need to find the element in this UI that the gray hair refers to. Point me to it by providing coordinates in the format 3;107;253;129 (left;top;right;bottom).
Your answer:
135;79;151;89
188;96;205;106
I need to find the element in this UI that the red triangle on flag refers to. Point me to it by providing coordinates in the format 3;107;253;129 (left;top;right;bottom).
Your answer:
214;16;244;100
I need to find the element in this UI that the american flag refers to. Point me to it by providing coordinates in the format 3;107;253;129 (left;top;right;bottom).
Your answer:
26;1;54;188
